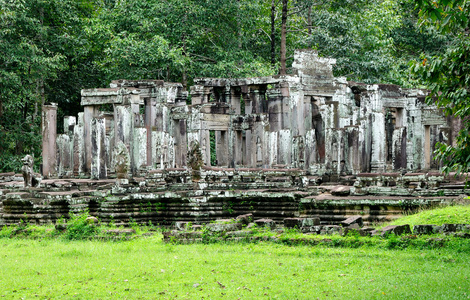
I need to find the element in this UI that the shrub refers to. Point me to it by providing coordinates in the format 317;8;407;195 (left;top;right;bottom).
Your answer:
64;211;99;240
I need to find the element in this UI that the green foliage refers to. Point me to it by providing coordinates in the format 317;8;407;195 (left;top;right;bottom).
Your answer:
412;0;470;174
64;211;99;240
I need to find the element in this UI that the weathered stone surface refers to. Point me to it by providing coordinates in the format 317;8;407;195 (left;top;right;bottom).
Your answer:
284;217;303;228
236;214;253;225
302;217;321;227
331;186;351;196
320;225;342;235
381;225;411;237
413;224;434;235
254;218;276;229
340;216;363;228
206;222;242;232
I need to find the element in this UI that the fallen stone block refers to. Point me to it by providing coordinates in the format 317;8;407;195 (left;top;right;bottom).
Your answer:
381;225;411;237
206;222;242;232
331;186;351;196
340;216;363;228
301;225;322;233
320;225;342;235
302;217;320;227
284;218;303;228
253;218;276;229
341;227;370;237
236;213;253;225
413;225;434;235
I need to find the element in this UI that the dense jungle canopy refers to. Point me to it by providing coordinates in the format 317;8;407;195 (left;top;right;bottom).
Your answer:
0;0;468;173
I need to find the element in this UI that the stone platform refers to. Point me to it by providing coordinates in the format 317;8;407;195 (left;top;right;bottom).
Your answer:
1;170;468;226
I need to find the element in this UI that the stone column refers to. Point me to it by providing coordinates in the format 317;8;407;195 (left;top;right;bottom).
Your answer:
73;113;85;176
42;103;58;178
424;125;431;170
370;112;386;172
91;117;107;179
83;105;100;173
145;98;156;166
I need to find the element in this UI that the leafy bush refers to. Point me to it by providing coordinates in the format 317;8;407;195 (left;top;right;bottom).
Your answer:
64;212;99;240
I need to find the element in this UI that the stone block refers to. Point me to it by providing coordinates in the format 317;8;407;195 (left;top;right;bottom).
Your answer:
284;217;302;228
236;213;253;225
413;225;434;235
442;224;457;233
175;222;191;231
381;225;411;237
320;225;342;235
341;227;370;237
331;186;351;196
302;217;320;227
206;222;242;232
253;218;276;229
340;216;363;228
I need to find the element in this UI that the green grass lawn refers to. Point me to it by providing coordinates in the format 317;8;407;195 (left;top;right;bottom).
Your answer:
1;236;470;299
388;204;470;227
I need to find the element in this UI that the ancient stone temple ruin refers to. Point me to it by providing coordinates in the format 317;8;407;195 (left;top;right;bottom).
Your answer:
0;50;468;226
47;50;459;178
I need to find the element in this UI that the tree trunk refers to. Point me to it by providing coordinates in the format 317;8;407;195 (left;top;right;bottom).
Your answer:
279;0;288;75
271;0;276;67
307;5;312;38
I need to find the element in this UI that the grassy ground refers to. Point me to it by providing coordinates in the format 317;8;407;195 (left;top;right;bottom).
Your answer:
387;204;470;227
1;205;470;299
1;235;470;299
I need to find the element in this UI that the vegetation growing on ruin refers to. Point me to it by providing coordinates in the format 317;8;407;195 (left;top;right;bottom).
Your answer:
0;0;463;171
387;203;470;227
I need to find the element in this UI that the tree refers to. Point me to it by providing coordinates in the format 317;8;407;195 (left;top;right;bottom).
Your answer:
412;0;470;174
0;0;99;171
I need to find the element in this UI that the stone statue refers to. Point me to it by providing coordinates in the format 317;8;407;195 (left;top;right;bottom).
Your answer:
21;155;41;188
187;141;203;181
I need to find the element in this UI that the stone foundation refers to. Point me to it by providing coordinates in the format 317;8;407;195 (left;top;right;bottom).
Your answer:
1;170;468;226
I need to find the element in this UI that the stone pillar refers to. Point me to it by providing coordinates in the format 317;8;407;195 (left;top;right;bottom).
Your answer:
91;117;107;179
250;89;260;114
424;125;431;170
268;94;282;132
42;103;58;178
173;119;188;168
133;127;147;174
114;105;132;147
83;105;100;173
73;113;86;176
231;89;241;114
234;131;243;166
215;130;228;166
57;116;76;177
370;112;386;172
145;98;156;166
